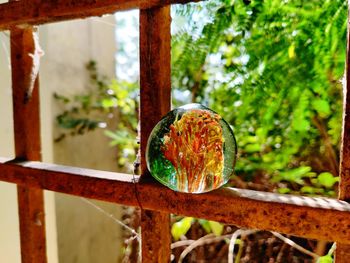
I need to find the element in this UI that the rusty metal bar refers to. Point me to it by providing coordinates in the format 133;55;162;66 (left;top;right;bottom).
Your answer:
0;159;137;204
1;159;350;245
0;0;201;30
10;27;47;263
139;5;172;263
335;1;350;261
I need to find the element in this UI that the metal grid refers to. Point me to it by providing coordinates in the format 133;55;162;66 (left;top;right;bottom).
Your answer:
0;0;349;262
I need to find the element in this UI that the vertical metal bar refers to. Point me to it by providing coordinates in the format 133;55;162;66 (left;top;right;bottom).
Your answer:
10;27;47;263
335;1;350;261
140;6;171;263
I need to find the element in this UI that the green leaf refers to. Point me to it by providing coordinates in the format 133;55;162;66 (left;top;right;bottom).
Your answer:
53;93;70;103
318;173;339;188
293;119;310;132
300;186;315;194
198;219;211;233
104;130;120;140
277;187;291;194
288;43;296;59
317;255;333;263
171;217;193;241
273;166;312;184
208;221;224;236
101;98;117;108
312;99;331;118
244;144;261;153
246;136;259;143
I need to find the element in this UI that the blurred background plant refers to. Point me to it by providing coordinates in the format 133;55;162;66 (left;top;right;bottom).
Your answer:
54;0;347;261
55;60;139;169
171;0;346;198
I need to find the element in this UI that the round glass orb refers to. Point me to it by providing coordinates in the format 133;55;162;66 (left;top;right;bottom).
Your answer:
146;103;237;193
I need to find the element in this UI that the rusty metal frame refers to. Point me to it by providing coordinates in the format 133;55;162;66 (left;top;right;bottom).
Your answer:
1;159;350;245
10;25;47;263
139;6;172;261
1;0;350;262
0;0;200;30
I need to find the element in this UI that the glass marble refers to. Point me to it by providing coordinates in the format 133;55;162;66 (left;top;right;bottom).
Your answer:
146;103;237;193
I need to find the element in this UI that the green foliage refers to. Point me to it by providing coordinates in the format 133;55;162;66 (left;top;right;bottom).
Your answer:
272;166;337;196
317;243;336;263
272;166;313;185
317;255;333;263
208;220;224;236
171;217;224;240
171;217;193;240
317;172;339;188
172;0;347;195
199;219;224;236
198;219;212;233
54;61;139;168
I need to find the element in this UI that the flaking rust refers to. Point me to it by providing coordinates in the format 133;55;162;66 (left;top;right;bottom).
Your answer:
10;24;47;263
22;26;44;104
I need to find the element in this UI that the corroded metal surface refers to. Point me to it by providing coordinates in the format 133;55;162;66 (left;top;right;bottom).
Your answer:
1;160;350;245
0;160;138;206
140;210;171;262
339;0;350;204
10;27;47;263
139;6;171;263
335;1;350;261
0;0;201;30
16;186;46;263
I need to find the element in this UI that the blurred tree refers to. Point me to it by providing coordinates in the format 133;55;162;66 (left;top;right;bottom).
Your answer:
172;0;347;196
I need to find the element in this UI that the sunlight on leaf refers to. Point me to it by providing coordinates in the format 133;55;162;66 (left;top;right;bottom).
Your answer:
198;219;211;233
171;217;193;241
312;99;331;118
317;255;333;263
288;43;295;59
318;172;339;188
208;221;224;236
277;187;291;194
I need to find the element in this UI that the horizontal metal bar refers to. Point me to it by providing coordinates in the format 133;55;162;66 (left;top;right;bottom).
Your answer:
0;0;200;30
1;158;350;244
